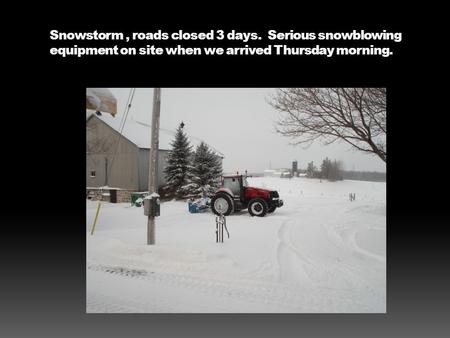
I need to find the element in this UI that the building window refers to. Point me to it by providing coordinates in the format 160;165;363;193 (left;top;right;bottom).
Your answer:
90;171;96;178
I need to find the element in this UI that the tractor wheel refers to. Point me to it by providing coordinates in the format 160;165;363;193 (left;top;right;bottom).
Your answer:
267;206;276;213
248;198;268;217
211;193;234;216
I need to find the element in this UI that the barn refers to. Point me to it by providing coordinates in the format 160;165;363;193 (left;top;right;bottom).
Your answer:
87;110;223;202
86;111;170;201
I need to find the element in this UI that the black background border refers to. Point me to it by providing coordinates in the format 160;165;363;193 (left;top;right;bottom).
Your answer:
1;16;449;338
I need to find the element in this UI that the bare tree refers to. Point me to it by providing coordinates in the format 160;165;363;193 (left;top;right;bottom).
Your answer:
86;121;114;155
86;119;115;184
270;88;386;162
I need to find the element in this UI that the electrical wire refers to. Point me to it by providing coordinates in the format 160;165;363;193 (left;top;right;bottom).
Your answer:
105;88;136;185
132;118;225;158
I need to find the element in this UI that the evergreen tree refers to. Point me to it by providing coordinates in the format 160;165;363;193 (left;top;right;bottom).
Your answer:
320;157;344;181
328;159;343;181
182;142;223;199
320;157;332;179
334;160;344;181
306;161;316;178
163;122;192;199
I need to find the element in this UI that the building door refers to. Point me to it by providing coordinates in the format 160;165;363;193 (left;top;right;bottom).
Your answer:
110;189;117;203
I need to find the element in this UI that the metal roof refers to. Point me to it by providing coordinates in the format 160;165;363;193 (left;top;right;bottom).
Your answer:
86;110;223;156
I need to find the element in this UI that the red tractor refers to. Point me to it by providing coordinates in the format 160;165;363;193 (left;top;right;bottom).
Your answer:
211;175;283;217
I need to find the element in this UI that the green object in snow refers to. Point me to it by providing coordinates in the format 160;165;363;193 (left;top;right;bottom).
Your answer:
131;192;148;206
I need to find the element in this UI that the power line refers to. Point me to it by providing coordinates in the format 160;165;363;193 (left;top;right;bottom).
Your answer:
105;88;136;186
132;118;225;158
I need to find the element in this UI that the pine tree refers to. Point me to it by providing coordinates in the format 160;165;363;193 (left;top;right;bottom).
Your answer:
163;122;192;199
306;161;316;178
182;142;223;199
320;158;344;181
333;160;343;181
320;157;332;179
329;160;338;181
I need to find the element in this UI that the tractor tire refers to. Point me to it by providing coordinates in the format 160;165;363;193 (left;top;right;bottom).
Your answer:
248;198;268;217
267;206;276;213
211;193;234;216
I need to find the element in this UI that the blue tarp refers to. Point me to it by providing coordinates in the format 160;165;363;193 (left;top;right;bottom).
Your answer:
188;198;210;213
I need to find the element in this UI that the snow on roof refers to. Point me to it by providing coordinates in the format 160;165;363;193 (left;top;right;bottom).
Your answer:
87;110;221;154
86;88;117;116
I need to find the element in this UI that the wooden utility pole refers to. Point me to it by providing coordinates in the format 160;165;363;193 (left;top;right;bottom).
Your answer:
147;88;161;245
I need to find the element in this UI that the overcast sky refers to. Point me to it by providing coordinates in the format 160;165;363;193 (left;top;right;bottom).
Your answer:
107;88;386;173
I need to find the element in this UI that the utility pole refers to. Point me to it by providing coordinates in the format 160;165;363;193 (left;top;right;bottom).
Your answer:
147;88;161;245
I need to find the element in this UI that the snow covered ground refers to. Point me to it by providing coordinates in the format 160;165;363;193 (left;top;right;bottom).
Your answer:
86;177;386;313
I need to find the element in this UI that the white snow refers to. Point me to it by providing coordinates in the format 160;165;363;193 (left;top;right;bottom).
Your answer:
86;177;386;313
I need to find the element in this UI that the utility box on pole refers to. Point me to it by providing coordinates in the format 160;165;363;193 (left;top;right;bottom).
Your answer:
144;193;161;217
146;88;161;245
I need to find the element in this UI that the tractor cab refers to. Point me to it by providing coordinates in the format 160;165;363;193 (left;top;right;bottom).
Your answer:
222;175;248;198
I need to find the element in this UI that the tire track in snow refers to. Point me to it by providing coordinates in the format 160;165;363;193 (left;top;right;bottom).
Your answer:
87;263;300;311
348;227;386;263
314;205;386;302
275;215;348;290
87;262;366;312
273;210;382;304
327;205;386;263
275;216;317;287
